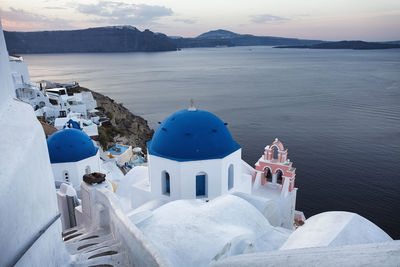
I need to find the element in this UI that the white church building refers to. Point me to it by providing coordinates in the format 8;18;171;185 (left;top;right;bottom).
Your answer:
47;128;101;190
147;107;246;199
122;105;296;229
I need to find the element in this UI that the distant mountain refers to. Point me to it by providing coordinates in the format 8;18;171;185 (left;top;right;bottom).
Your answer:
197;29;241;39
275;41;400;50
4;26;177;54
170;29;325;48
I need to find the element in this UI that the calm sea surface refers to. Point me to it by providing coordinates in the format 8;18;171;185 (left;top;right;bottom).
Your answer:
24;46;400;238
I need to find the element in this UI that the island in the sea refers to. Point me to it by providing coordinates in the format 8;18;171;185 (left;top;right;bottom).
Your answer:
274;40;400;50
170;29;324;48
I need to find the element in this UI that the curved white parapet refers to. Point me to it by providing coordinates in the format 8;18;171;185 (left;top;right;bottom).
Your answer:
77;181;173;266
134;194;289;267
280;211;392;250
210;241;400;267
232;191;281;227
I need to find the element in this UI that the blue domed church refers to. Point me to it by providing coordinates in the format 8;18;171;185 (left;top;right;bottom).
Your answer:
130;105;252;207
47;128;100;189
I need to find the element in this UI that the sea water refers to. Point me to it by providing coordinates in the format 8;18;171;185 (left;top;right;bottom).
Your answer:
24;46;400;238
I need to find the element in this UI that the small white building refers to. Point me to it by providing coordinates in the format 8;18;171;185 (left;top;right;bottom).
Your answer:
54;113;99;138
47;128;101;190
46;88;97;119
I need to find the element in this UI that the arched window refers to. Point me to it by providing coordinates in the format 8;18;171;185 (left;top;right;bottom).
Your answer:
265;167;272;182
228;164;234;190
273;146;279;159
63;170;69;182
162;171;170;195
276;170;283;184
196;172;207;197
85;166;91;174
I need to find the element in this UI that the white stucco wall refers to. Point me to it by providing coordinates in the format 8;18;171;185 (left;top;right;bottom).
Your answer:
10;60;30;90
69;103;87;117
0;21;13;108
211;241;400;267
280;211;392;250
52;161;79;185
15;219;70;267
79;182;173;266
232;192;281;226
0;94;71;267
78;91;97;111
148;149;244;201
134;195;289;267
0;22;70;264
51;152;101;190
82;124;99;137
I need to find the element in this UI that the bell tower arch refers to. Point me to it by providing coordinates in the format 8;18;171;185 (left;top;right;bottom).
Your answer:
253;138;296;192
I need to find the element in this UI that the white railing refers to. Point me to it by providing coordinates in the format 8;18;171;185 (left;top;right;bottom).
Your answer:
80;182;173;267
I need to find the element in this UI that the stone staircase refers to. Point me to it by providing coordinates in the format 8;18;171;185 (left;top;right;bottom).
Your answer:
62;227;130;266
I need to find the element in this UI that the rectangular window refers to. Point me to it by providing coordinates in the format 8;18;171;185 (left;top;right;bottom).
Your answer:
228;165;234;190
196;174;206;197
162;171;170;195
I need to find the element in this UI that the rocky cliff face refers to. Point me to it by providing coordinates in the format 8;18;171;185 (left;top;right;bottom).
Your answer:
5;26;177;54
73;86;154;151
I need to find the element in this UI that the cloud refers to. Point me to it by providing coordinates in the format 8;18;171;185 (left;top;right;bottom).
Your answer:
0;7;72;31
174;18;196;24
76;1;173;25
250;14;290;24
44;6;67;10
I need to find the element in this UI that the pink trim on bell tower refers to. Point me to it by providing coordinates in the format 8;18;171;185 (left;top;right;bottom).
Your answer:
253;138;296;192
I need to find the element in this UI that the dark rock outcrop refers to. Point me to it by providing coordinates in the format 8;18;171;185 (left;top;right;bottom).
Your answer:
4;26;177;54
275;41;400;50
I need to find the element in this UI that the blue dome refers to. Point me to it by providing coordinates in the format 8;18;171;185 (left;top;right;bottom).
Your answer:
147;109;241;161
47;129;98;164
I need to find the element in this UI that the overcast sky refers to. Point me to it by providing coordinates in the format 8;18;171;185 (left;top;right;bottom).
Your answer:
0;0;399;41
